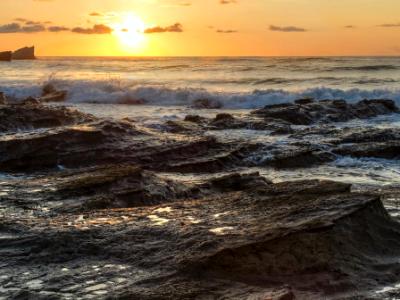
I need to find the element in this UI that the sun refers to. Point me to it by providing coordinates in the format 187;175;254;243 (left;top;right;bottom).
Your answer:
112;14;146;49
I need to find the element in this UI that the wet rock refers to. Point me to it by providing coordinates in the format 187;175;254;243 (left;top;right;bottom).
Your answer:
252;99;399;125
294;97;315;105
53;165;195;210
250;144;336;169
0;103;94;133
163;120;203;133
40;83;68;102
334;141;400;160
21;96;41;105
0;92;7;104
184;115;207;124
39;90;68;103
118;97;147;105
2;180;400;299
204;172;272;192
192;98;222;109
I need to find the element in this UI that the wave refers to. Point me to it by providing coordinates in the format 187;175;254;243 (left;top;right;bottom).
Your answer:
331;65;399;72
2;80;400;109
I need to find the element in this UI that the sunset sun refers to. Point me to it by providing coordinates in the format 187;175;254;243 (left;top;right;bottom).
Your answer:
112;14;146;49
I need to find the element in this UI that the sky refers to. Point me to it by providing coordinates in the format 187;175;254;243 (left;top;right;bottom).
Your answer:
0;0;400;56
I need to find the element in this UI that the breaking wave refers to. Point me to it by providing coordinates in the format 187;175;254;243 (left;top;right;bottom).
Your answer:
2;80;400;109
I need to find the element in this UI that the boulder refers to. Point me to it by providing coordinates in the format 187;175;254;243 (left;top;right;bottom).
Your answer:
12;46;35;60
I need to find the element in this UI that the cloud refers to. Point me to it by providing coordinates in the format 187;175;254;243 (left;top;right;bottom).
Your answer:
48;26;70;32
71;24;113;34
220;0;237;4
216;29;238;33
378;23;400;28
144;23;183;33
0;22;46;33
269;25;307;32
89;12;103;17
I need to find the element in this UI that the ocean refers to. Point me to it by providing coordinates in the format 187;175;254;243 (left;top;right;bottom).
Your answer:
1;56;400;108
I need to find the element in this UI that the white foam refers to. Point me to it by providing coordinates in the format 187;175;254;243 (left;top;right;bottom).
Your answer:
3;79;400;109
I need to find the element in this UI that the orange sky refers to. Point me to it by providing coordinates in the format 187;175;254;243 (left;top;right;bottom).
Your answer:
0;0;400;56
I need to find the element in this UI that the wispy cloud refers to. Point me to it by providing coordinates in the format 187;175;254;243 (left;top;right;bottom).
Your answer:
269;25;307;32
144;23;183;33
0;22;46;33
220;0;237;4
48;26;70;32
71;24;113;34
378;22;400;28
216;29;238;33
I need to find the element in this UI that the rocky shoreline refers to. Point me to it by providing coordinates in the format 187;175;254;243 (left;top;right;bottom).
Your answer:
0;99;400;299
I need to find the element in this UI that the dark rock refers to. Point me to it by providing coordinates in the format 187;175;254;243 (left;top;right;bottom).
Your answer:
0;92;7;104
12;46;35;60
40;90;68;102
42;83;57;96
334;141;400;159
294;97;314;105
192;98;222;109
118;97;147;105
0;51;12;61
21;96;41;105
2;179;400;299
163;120;202;133
252;99;399;125
184;115;207;123
0;103;94;133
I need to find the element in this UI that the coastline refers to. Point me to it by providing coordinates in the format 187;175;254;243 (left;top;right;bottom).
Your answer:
0;96;399;299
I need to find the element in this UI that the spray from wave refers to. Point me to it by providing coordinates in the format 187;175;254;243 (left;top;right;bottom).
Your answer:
2;78;400;109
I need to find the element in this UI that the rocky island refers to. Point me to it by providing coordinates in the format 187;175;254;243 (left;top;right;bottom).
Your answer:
0;94;399;299
0;46;35;61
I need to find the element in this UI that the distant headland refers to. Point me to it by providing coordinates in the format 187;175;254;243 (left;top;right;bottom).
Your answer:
0;46;35;61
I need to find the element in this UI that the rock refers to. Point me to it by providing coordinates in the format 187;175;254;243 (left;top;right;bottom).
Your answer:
294;97;314;105
21;96;41;105
184;115;207;123
0;92;7;104
12;46;35;60
2;179;400;299
334;141;400;160
0;103;94;132
163;120;202;133
118;97;147;105
42;83;57;96
192;98;222;109
39;90;68;102
0;51;12;61
40;83;68;102
252;99;399;125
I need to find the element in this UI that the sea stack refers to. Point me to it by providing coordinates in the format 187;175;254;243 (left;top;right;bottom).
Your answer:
0;51;12;61
12;46;35;60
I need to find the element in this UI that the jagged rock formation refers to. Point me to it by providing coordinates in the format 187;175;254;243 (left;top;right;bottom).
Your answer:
12;46;35;60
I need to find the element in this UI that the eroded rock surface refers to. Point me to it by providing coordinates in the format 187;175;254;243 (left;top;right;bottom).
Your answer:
0;102;400;299
0;103;94;132
252;99;399;125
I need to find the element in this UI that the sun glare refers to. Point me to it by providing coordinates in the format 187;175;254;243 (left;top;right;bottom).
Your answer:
112;14;146;49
